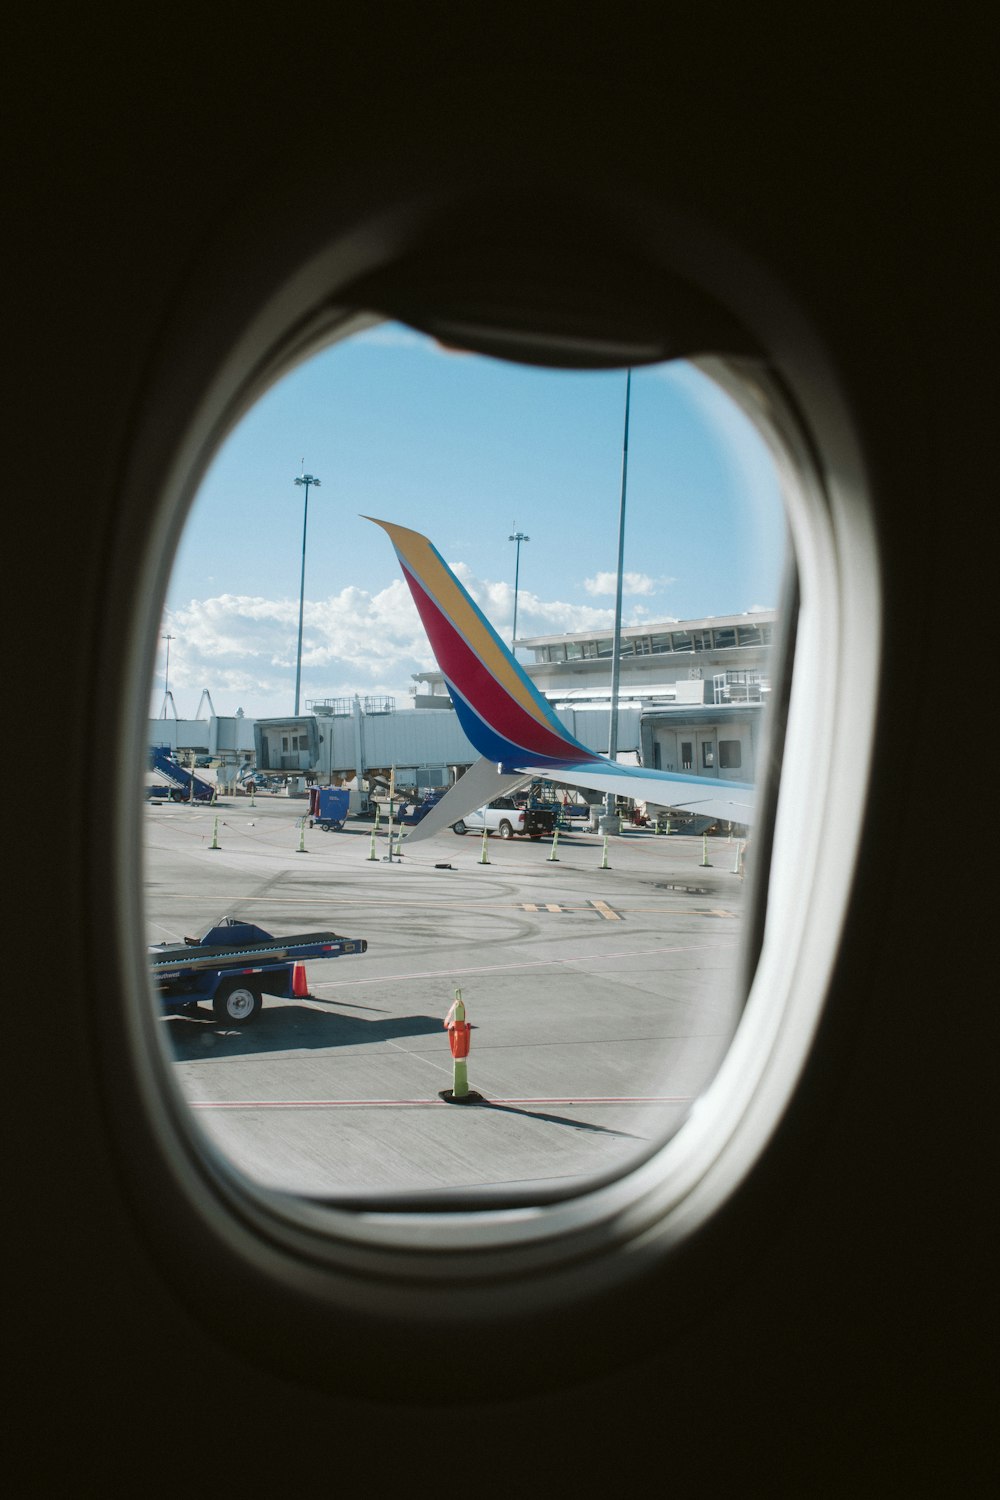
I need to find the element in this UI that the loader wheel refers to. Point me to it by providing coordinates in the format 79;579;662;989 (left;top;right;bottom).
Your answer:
213;980;262;1025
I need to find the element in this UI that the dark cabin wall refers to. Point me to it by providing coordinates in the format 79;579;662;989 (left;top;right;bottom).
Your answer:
6;12;995;1493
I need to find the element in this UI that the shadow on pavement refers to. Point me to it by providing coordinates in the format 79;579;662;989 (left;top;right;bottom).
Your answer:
163;1004;444;1059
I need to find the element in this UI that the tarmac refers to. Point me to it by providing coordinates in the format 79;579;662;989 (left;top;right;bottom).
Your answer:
145;793;750;1200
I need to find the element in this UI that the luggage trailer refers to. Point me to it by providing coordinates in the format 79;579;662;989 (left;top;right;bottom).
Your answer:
149;917;367;1024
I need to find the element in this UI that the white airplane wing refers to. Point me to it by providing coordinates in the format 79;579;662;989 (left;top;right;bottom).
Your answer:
399;760;532;846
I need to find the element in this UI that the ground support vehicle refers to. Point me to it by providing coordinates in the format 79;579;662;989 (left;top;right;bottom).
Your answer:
149;918;367;1024
396;790;445;825
452;796;556;840
554;801;592;828
308;786;351;830
518;781;592;828
149;744;215;802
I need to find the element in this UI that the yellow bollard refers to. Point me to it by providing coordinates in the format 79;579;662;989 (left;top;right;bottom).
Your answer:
547;827;560;862
296;816;308;853
600;832;611;869
208;816;221;851
367;826;378;861
701;832;711;867
479;826;491;864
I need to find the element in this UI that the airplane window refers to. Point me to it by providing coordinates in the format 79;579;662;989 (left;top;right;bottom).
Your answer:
143;320;790;1208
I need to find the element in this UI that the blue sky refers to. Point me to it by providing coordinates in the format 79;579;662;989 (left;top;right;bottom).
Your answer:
156;323;787;718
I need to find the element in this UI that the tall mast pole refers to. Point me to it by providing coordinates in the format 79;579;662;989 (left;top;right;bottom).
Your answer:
294;467;321;715
161;633;174;718
509;529;530;648
606;370;631;820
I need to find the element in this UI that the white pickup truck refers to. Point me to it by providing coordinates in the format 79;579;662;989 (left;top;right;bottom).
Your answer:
451;795;556;840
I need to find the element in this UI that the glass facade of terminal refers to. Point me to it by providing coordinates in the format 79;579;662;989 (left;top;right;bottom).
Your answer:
530;618;774;663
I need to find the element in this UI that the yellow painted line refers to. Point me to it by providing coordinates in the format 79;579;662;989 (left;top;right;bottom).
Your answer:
545;903;562;913
591;900;623;921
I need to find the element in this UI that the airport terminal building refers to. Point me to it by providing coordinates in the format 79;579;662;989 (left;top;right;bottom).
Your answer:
149;609;776;802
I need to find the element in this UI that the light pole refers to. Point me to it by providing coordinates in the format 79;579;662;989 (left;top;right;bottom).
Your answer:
161;633;174;718
508;530;530;649
293;469;321;715
606;369;631;828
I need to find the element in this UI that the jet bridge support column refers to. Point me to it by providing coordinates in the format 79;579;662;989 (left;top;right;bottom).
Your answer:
352;695;365;793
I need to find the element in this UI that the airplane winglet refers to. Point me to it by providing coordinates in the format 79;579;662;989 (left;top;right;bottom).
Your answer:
365;516;601;770
368;516;756;827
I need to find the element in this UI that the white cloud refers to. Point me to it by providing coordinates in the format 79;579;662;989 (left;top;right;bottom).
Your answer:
155;568;624;718
583;570;671;597
451;563;617;639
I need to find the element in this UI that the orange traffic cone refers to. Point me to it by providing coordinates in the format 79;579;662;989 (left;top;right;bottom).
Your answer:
291;962;309;998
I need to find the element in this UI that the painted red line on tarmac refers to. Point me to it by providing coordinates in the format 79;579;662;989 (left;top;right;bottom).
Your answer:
188;1095;691;1110
311;939;735;990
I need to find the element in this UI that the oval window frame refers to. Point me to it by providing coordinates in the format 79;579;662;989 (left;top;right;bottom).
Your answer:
90;177;880;1393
